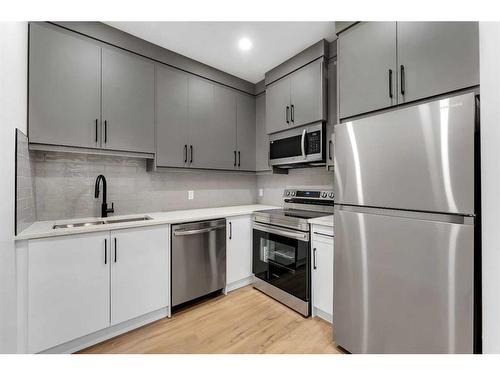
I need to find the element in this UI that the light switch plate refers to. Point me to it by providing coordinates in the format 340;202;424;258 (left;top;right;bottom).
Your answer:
258;189;264;197
188;190;194;200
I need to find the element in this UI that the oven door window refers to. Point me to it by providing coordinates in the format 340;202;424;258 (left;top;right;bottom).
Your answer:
253;228;310;301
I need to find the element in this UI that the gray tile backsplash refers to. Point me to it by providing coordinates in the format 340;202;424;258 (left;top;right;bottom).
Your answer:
31;151;258;221
19;150;333;223
15;130;36;233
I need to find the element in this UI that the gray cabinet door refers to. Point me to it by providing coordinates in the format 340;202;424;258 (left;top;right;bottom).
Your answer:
265;77;291;134
397;22;479;104
156;64;189;168
236;93;256;171
290;59;326;127
326;58;337;169
102;47;155;153
255;93;271;172
29;23;101;149
338;22;397;119
188;77;236;170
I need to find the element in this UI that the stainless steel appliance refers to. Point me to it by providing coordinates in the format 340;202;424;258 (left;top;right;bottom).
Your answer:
269;123;326;168
171;219;226;307
333;92;479;353
253;189;334;316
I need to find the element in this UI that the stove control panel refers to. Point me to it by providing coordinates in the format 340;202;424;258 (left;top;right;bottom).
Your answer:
284;189;334;202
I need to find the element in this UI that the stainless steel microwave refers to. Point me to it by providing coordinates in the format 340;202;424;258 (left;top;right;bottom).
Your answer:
269;123;325;168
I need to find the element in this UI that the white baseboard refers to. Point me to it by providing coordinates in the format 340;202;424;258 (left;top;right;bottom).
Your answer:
225;276;253;293
39;307;169;354
313;307;333;324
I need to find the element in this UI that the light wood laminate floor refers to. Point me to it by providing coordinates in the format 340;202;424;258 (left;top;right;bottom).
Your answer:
78;286;341;354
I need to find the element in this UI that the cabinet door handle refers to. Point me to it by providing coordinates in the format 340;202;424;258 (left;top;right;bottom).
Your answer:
190;145;193;164
285;106;290;124
229;222;232;240
238;151;241;167
234;150;237;167
104;120;108;143
114;238;117;263
400;65;405;96
329;140;333;160
388;69;393;99
95;119;99;143
104;239;107;265
184;145;188;163
313;247;317;270
290;104;294;122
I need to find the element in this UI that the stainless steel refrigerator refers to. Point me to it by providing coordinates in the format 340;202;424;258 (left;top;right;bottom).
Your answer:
333;92;479;354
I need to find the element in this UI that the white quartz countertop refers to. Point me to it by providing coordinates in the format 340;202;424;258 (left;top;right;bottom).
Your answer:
16;204;279;241
308;215;334;227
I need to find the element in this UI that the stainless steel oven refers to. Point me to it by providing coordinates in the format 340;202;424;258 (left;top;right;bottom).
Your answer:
269;122;325;167
252;189;334;317
253;222;311;315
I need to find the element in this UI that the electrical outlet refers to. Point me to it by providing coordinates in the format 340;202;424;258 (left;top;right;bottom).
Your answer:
258;189;264;197
188;190;194;200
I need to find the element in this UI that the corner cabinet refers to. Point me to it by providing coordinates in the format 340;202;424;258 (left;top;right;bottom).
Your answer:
236;93;256;171
311;224;334;323
29;23;155;155
226;215;253;292
255;93;271;172
266;58;326;134
338;21;479;120
26;225;170;353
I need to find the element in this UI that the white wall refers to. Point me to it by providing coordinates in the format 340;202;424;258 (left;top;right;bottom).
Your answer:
0;22;28;353
480;22;500;354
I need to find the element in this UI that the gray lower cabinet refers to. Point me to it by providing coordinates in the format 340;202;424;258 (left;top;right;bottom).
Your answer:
289;58;326;128
255;93;271;172
265;76;291;134
397;22;479;104
156;64;189;168
29;23;102;149
338;22;397;119
236;93;256;171
102;47;155;154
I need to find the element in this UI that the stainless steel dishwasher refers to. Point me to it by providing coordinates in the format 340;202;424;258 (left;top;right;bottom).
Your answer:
171;219;226;308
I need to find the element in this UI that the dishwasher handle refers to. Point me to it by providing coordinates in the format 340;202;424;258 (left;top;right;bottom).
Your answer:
173;225;226;236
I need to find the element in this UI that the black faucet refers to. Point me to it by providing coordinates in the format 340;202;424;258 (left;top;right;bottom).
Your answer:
94;175;114;218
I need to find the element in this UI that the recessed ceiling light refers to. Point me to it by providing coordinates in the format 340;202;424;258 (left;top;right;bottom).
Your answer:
238;37;252;51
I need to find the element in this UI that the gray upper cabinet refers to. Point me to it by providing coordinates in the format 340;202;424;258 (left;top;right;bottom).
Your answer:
338;22;397;119
156;64;189;168
29;23;101;149
266;58;326;134
289;58;326;127
102;47;155;154
236;93;256;171
255;93;271;172
397;22;479;104
265;77;291;134
188;77;236;170
326;58;337;169
338;21;479;120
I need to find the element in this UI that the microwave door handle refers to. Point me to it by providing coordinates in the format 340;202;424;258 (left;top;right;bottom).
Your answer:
301;129;306;159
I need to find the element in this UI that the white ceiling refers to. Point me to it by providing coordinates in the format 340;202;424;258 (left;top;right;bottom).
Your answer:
105;22;336;83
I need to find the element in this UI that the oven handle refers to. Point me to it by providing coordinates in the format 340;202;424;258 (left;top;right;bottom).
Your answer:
301;128;307;159
254;223;309;242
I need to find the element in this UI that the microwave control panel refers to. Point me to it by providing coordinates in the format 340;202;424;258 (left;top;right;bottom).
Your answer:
307;131;321;154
